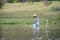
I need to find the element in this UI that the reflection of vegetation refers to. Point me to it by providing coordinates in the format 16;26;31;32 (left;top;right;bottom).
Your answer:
1;22;60;40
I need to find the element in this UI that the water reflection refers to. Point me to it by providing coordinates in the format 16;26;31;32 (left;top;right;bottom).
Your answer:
0;26;2;40
0;25;60;40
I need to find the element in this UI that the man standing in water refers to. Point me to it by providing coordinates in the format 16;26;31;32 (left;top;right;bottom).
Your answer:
33;14;40;38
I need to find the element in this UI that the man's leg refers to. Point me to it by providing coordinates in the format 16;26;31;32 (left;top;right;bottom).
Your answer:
36;27;39;37
33;28;36;37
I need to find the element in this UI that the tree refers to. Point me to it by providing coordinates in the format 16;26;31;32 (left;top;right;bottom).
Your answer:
0;0;4;9
7;0;14;3
19;0;25;3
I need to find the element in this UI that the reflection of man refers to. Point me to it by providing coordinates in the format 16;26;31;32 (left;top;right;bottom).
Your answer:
33;14;39;38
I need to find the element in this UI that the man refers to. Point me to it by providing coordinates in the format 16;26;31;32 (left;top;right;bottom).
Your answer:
33;14;39;38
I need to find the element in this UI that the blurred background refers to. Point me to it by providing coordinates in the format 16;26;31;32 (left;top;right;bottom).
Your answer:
0;0;60;40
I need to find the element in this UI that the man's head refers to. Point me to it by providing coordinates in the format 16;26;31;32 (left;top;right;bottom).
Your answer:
33;14;37;18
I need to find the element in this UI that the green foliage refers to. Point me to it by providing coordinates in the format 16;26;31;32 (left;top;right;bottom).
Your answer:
32;0;41;2
0;0;4;9
48;0;60;1
8;0;14;3
31;0;60;2
7;0;60;3
7;0;19;3
0;20;32;24
51;7;60;11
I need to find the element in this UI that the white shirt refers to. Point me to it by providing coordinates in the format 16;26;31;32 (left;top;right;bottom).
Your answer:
34;17;39;24
33;17;39;29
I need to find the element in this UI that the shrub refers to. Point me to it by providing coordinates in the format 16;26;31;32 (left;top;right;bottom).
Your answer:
8;0;15;3
0;0;4;9
51;7;60;11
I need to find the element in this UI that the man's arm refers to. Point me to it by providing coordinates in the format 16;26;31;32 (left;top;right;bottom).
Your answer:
33;19;38;24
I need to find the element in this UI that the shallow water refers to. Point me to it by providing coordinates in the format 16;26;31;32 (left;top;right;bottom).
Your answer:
0;25;60;40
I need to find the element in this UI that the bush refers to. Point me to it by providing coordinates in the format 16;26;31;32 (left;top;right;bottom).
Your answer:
0;0;4;9
8;0;20;3
8;0;14;3
51;7;60;11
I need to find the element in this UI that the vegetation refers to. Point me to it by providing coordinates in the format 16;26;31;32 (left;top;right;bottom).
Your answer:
0;2;60;24
0;0;4;9
7;0;19;3
2;0;60;3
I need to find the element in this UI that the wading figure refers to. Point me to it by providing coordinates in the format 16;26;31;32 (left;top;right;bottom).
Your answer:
32;14;40;39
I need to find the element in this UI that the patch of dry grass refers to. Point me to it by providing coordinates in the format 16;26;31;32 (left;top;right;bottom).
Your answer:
1;2;47;11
